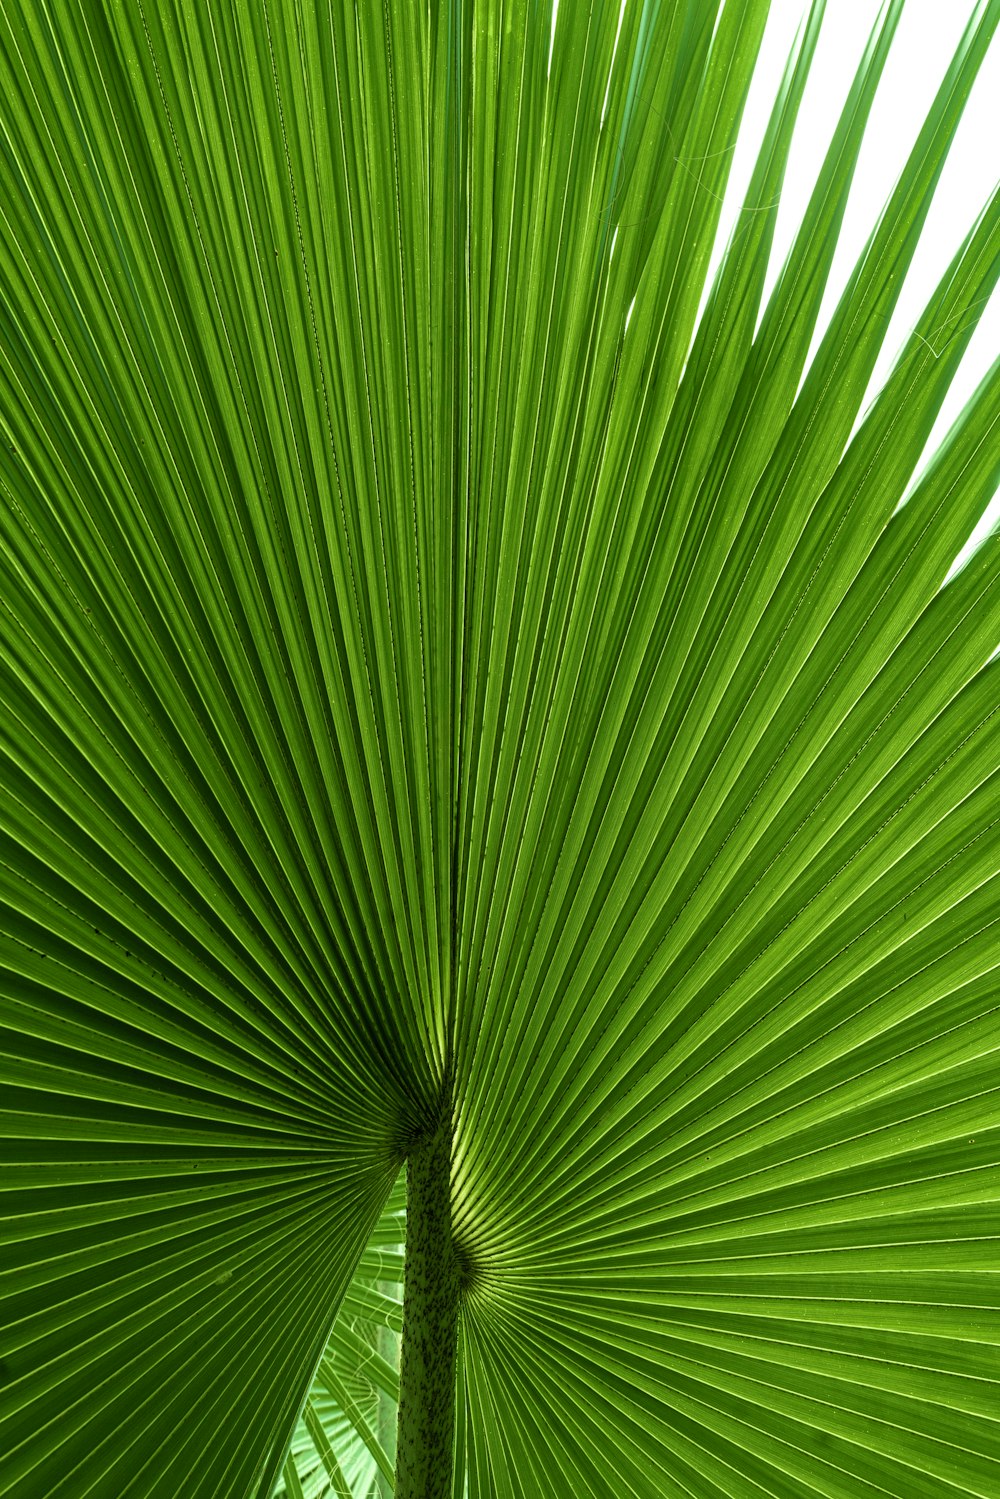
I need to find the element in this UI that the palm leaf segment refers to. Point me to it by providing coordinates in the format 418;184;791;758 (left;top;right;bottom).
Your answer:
2;0;1000;1495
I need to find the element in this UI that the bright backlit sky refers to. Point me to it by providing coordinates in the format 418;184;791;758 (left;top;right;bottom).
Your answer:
707;0;1000;555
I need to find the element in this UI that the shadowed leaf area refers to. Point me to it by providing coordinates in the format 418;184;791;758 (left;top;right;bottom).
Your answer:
2;1;1000;1495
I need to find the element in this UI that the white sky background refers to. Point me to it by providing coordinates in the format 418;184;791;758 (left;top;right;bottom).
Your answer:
705;0;1000;562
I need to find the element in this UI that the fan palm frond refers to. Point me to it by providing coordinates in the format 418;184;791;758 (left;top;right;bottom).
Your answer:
2;2;999;1496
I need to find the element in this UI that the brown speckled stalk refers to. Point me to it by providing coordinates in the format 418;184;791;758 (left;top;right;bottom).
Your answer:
394;1111;460;1499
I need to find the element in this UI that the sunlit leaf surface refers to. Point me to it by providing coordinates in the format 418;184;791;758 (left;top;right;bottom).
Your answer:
2;1;999;1495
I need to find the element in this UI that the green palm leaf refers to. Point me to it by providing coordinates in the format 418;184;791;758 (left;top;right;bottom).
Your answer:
273;1177;402;1499
2;1;999;1495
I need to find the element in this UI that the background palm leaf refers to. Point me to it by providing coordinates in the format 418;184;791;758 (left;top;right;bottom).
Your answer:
273;1176;403;1499
2;0;999;1495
